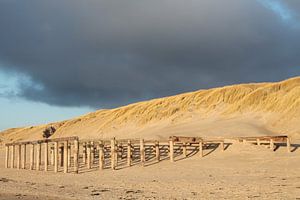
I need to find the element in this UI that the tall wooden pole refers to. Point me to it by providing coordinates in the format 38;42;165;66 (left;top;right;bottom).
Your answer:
169;140;174;162
50;146;54;166
63;141;68;173
111;138;116;170
182;142;187;157
44;142;48;172
54;142;58;173
5;145;9;168
155;141;160;162
87;142;91;169
83;142;87;164
127;140;131;167
10;145;15;168
36;143;41;171
74;139;79;174
17;145;21;169
199;141;203;157
257;138;261;146
99;141;104;170
140;139;145;166
91;142;94;165
287;137;291;153
67;144;71;167
270;139;274;151
22;144;26;169
30;144;34;170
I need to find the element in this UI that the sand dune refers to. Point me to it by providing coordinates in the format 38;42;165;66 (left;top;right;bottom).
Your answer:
1;77;300;143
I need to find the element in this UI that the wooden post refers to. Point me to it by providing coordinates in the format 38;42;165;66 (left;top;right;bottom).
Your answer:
73;139;79;173
36;143;41;171
270;138;274;151
30;144;34;170
155;141;160;162
10;145;15;168
63;141;68;173
44;142;48;172
257;138;260;146
83;142;87;164
87;142;91;169
182;142;187;157
287;137;291;153
5;145;9;168
59;146;64;167
50;146;54;166
67;144;71;167
38;143;42;165
99;141;104;170
169;140;174;162
91;142;94;165
22;144;26;169
111;138;116;170
220;141;224;152
140;139;145;166
54;142;58;173
199;141;203;157
127;140;131;167
243;139;247;144
17;145;21;169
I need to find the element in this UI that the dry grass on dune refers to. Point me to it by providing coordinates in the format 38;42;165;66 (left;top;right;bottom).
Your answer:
1;77;300;143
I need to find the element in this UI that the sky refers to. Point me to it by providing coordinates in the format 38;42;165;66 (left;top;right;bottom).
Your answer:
0;0;300;131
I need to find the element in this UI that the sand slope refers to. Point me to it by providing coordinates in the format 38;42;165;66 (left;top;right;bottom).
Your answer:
1;77;300;143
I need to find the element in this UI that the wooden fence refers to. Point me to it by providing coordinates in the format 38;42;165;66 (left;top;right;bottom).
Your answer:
3;135;291;174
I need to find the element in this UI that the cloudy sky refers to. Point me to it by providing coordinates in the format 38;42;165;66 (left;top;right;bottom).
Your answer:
0;0;300;130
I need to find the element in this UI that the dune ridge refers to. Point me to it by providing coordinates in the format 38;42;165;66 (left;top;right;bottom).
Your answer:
1;77;300;143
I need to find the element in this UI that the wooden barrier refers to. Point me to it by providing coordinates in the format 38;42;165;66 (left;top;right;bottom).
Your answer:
3;135;293;174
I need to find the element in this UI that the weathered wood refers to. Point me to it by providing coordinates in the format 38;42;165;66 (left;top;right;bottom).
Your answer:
59;146;64;167
63;141;68;173
170;136;202;143
54;142;58;173
82;142;87;164
220;141;224;152
111;138;116;170
5;145;9;168
22;144;26;169
6;136;79;146
73;139;79;173
140;139;145;166
199;142;203;157
17;145;21;169
44;142;48;172
10;145;15;168
99;141;104;170
36;143;41;171
287;137;291;153
30;144;34;170
270;139;274;151
155;141;160;162
257;138;260;146
127;140;131;167
182;142;187;157
91;142;94;165
169;140;174;162
87;142;91;169
50;146;54;166
67;144;71;167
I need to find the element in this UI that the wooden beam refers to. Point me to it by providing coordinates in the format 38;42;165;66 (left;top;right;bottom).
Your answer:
22;144;26;169
270;139;274;151
10;145;15;169
87;142;91;169
169;140;174;162
63;141;68;173
73;139;79;173
155;141;160;162
54;142;58;173
140;139;145;166
29;144;34;170
91;141;94;165
50;145;54;166
67;144;71;167
82;142;87;164
220;141;224;152
5;145;9;168
257;138;260;146
44;142;48;172
36;143;41;171
127;140;131;167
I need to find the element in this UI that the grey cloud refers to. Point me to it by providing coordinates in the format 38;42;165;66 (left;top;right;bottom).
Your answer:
0;0;300;108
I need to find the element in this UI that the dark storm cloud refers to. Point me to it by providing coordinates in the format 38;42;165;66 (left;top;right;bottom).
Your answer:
0;0;300;108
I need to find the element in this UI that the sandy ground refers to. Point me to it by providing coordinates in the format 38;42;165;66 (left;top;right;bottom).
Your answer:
0;141;299;200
